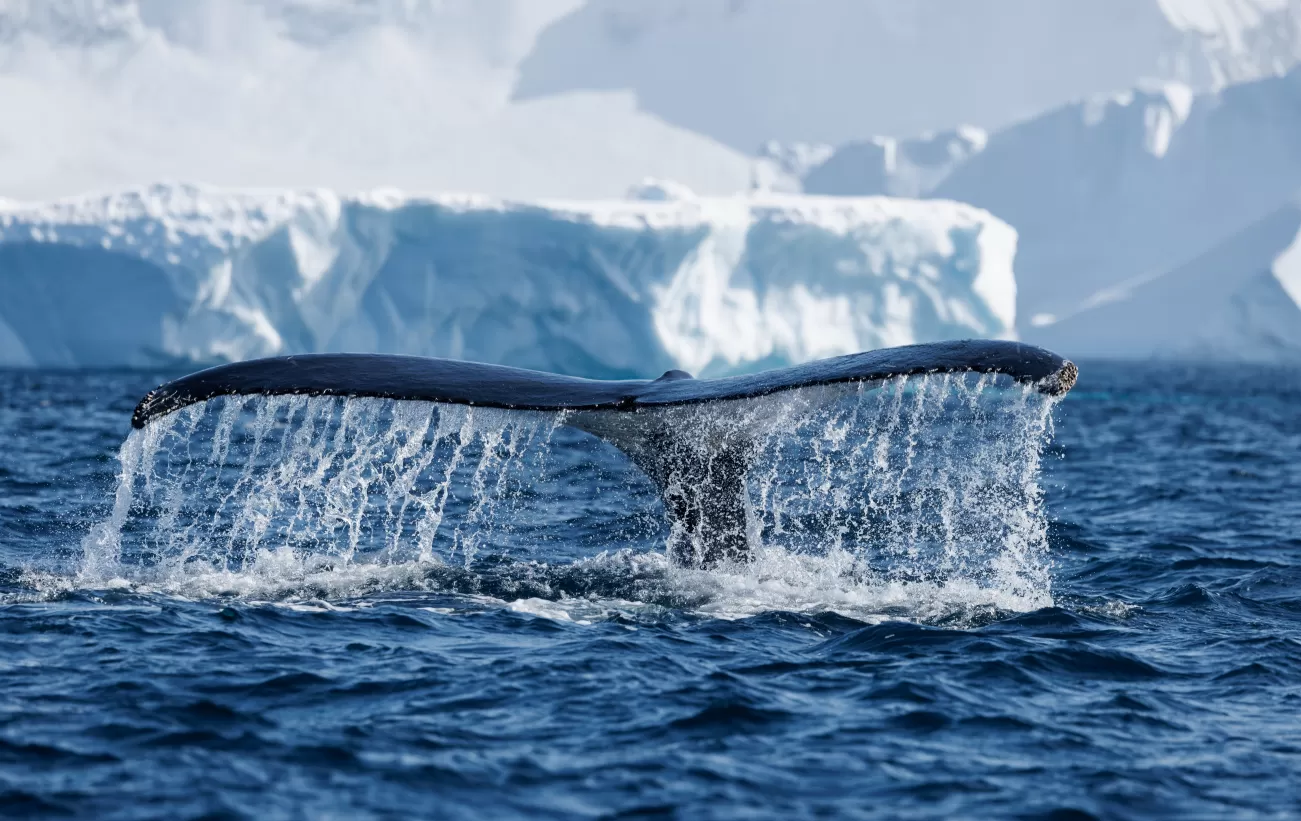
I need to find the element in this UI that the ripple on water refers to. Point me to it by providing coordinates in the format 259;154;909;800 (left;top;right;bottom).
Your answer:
0;365;1298;818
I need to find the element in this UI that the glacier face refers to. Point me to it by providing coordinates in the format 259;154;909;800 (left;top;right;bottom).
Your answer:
930;69;1301;358
790;128;989;200
1024;199;1301;361
0;186;1016;374
766;67;1301;361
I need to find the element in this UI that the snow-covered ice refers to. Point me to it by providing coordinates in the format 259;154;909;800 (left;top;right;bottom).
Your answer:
0;185;1017;372
1024;199;1301;362
766;66;1301;361
0;0;751;202
3;0;1299;364
930;68;1301;358
516;0;1301;151
789;128;989;200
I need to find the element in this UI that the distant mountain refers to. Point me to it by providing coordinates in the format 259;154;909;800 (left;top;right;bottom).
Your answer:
0;0;752;201
515;0;1301;151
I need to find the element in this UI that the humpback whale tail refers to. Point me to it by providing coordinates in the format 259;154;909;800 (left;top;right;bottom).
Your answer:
130;340;1077;568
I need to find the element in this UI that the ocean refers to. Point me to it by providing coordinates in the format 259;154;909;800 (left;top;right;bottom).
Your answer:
0;362;1298;820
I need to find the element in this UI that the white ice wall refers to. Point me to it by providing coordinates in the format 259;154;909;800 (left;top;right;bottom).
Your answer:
515;0;1301;151
0;0;751;202
771;67;1301;361
0;185;1017;374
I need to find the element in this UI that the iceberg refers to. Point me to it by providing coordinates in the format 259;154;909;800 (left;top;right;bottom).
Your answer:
1027;199;1301;362
789;128;989;199
0;185;1017;374
931;69;1301;358
515;0;1301;151
769;67;1301;361
0;0;751;202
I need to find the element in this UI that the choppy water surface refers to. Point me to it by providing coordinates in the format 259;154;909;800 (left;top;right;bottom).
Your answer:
0;364;1298;819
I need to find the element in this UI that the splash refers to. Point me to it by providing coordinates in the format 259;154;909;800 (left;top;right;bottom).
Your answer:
81;397;560;581
77;374;1060;619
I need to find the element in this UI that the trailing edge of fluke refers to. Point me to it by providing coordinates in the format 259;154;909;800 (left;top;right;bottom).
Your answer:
131;340;1076;430
128;339;1076;567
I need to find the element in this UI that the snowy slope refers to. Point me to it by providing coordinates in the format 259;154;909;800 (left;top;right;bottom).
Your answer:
0;0;752;202
515;0;1301;151
1028;197;1301;361
778;66;1301;360
0;185;1017;373
928;68;1301;357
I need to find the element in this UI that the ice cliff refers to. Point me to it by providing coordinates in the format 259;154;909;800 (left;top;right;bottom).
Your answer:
1025;199;1301;362
769;128;989;200
0;186;1016;374
515;0;1301;151
8;1;1300;205
932;70;1301;359
0;0;750;202
771;67;1301;361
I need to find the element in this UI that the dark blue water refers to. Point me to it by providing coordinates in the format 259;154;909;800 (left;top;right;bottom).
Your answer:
1;364;1299;820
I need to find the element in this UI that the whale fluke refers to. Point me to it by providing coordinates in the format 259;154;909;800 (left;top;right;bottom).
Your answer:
132;340;1074;429
130;340;1076;567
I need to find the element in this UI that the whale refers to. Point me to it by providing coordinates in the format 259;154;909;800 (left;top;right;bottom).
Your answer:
131;339;1077;567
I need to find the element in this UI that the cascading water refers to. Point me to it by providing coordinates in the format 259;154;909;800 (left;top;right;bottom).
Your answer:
79;373;1060;620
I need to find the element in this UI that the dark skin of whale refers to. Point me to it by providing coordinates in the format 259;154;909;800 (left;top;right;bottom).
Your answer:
133;340;1076;429
130;339;1077;568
